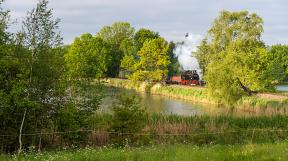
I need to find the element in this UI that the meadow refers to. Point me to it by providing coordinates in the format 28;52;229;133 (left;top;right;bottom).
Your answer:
2;142;288;161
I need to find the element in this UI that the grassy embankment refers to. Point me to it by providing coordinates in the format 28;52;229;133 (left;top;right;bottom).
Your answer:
105;78;288;110
2;142;288;161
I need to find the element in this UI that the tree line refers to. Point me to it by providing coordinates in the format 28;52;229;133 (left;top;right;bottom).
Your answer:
65;23;179;82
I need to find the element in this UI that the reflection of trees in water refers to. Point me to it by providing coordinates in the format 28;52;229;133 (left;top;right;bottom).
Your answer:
102;87;206;115
101;87;288;117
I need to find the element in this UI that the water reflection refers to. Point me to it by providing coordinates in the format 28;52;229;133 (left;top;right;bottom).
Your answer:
276;85;288;92
100;87;288;117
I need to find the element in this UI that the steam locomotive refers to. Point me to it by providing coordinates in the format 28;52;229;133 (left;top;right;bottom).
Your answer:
167;70;200;85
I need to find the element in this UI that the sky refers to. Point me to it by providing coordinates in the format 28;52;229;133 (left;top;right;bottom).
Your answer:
3;0;288;45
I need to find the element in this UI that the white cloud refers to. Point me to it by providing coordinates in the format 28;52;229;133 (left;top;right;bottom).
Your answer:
3;0;288;45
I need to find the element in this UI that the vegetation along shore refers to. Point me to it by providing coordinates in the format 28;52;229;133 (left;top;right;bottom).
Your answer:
105;78;288;110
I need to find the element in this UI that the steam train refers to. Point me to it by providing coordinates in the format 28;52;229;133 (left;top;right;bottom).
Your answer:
166;70;200;85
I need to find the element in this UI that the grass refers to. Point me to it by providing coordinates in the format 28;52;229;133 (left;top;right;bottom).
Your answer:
87;114;288;146
3;115;288;153
105;78;212;103
2;142;288;161
152;85;214;104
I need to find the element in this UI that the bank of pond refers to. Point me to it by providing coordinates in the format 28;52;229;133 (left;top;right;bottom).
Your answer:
104;78;288;116
2;79;288;154
101;86;288;117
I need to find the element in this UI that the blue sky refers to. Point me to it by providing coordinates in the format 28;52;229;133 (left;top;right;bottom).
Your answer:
4;0;288;45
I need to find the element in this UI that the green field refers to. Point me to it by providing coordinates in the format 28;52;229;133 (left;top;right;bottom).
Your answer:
2;142;288;161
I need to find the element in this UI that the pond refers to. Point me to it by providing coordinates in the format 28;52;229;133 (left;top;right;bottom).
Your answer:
276;85;288;92
100;87;288;117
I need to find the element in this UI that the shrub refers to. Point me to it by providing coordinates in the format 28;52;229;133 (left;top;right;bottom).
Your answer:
109;94;148;146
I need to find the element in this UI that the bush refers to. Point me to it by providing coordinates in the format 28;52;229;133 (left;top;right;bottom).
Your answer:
109;94;148;146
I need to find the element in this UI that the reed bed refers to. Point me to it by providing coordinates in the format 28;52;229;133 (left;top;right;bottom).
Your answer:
2;114;288;153
87;114;288;146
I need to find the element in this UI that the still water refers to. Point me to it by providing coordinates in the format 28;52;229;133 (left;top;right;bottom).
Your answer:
100;87;288;117
276;85;288;92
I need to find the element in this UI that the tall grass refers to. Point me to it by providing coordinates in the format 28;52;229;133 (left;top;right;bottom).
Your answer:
88;114;288;146
2;114;288;153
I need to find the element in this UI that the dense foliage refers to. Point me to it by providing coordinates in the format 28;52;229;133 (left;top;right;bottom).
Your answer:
267;45;288;82
167;41;180;77
122;38;170;82
134;28;160;51
97;22;135;77
0;0;102;153
65;33;112;78
110;94;147;146
196;10;282;105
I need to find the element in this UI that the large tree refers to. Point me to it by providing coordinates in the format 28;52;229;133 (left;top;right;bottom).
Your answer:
97;22;135;77
119;28;160;77
65;33;112;79
134;28;159;51
197;10;278;105
267;45;288;82
0;0;34;153
196;10;264;75
122;38;170;82
22;0;63;99
17;0;67;153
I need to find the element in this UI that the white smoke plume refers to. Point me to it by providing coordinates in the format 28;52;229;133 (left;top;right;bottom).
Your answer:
173;33;202;79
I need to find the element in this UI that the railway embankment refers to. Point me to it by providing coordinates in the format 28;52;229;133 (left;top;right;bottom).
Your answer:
105;78;288;110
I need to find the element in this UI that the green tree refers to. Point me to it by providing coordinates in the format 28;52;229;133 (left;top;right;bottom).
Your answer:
206;46;276;105
22;0;64;100
124;38;170;82
0;0;9;44
120;38;137;57
110;94;147;146
199;10;276;105
119;28;160;78
19;0;65;153
0;31;37;154
196;10;264;75
194;38;210;75
267;45;288;82
167;41;180;77
64;33;110;119
97;22;135;77
134;28;159;51
64;33;110;141
119;38;137;77
65;33;112;79
0;0;39;153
